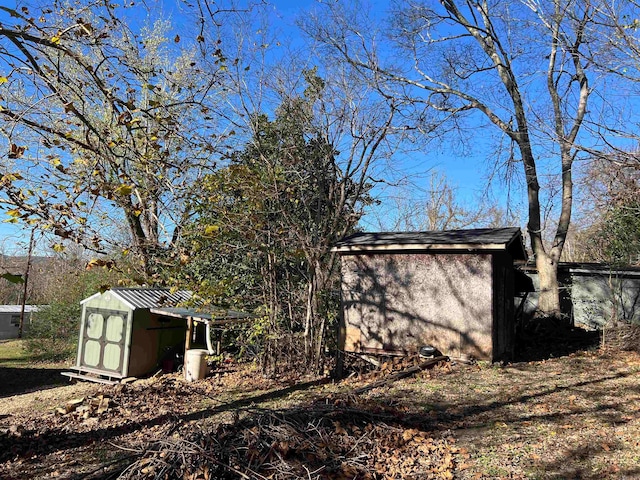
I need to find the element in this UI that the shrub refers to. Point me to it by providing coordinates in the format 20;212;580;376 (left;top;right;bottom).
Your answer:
25;301;81;361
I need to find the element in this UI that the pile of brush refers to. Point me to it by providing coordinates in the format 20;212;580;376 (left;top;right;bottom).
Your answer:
603;322;640;352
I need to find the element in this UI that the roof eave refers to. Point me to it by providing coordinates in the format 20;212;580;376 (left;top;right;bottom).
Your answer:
505;231;528;261
332;242;510;254
80;291;103;305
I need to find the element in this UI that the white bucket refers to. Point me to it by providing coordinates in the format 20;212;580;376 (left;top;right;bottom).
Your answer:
184;349;209;382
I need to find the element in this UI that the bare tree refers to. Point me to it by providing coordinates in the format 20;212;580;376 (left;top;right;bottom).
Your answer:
377;171;517;231
569;152;640;262
303;0;604;316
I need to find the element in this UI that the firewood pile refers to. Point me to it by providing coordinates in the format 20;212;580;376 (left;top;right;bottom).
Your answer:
54;394;111;419
118;399;461;480
603;322;640;352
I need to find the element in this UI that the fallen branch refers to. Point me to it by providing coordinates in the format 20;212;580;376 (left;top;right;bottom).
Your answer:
352;356;449;395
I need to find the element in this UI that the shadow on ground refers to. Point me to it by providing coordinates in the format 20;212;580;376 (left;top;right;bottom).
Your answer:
0;367;68;398
2;349;639;480
515;316;601;362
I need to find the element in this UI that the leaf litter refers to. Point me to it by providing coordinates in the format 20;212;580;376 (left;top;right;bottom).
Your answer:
0;348;638;479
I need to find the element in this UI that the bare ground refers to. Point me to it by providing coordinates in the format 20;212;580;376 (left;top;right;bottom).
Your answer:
0;347;639;479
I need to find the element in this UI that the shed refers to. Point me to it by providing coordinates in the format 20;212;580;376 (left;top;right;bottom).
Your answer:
522;263;640;329
0;305;39;340
65;287;194;384
333;227;528;362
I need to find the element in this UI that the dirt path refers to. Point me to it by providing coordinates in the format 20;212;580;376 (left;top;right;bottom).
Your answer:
0;377;101;417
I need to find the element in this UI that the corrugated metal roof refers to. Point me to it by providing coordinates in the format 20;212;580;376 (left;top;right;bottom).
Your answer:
334;227;527;259
0;305;40;313
150;307;253;324
109;288;192;309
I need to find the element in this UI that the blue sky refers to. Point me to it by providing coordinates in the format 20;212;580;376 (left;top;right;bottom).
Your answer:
0;0;529;255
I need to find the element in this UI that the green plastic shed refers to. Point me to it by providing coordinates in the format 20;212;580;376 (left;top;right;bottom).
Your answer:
64;287;192;384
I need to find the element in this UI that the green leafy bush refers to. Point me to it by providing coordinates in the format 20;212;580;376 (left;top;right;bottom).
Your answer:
25;301;80;361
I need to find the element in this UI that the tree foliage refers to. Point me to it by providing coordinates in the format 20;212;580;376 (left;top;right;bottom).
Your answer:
25;256;124;361
573;155;640;264
0;2;225;279
178;69;396;371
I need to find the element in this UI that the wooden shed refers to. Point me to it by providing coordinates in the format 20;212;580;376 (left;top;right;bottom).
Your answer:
334;227;528;362
65;287;193;384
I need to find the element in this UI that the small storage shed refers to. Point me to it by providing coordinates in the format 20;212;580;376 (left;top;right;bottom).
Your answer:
0;305;39;340
522;263;640;329
66;287;192;383
334;227;528;361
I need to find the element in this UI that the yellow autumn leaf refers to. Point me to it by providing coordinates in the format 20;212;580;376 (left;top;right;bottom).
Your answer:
1;172;23;182
86;258;109;269
52;243;65;252
6;209;21;218
51;35;60;44
114;184;133;196
0;76;7;85
204;225;220;235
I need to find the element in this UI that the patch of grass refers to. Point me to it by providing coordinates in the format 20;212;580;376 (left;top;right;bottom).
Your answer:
473;447;512;477
0;340;33;367
0;338;73;368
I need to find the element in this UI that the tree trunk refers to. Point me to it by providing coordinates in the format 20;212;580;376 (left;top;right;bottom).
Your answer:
535;250;561;317
304;257;330;369
18;228;35;339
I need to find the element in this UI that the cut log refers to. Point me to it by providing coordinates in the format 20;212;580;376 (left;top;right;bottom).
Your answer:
352;355;449;395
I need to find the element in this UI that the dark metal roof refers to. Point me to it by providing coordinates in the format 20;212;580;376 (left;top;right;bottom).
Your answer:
334;227;527;260
109;288;192;309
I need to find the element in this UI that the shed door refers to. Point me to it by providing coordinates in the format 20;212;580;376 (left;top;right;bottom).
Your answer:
81;308;129;373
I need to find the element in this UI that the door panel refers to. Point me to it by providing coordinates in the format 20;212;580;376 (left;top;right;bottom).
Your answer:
103;343;122;370
86;313;104;339
81;308;128;373
105;314;124;342
83;340;101;367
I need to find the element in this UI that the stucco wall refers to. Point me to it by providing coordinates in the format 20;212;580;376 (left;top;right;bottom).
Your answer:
341;252;494;359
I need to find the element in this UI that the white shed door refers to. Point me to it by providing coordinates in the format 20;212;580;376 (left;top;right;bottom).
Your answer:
81;308;128;373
